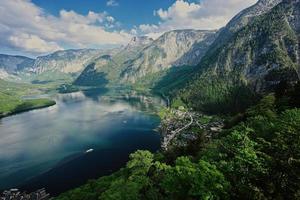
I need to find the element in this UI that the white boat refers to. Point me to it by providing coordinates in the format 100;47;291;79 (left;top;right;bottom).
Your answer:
85;149;94;153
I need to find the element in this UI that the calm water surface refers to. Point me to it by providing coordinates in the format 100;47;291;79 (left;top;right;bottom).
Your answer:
0;89;164;195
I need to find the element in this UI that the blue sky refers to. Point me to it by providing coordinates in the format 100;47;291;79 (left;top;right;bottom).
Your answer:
31;0;176;30
0;0;257;57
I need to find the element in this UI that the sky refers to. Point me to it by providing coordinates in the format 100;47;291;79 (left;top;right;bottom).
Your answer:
0;0;258;57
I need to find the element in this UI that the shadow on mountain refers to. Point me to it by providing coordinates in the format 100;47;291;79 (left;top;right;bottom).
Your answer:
74;63;109;87
152;32;216;96
153;65;196;95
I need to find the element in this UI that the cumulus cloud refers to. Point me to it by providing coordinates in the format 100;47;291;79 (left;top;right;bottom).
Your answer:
0;0;130;55
139;0;257;38
9;34;63;53
107;0;119;7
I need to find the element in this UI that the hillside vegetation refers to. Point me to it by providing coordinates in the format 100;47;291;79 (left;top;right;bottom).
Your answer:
170;1;299;114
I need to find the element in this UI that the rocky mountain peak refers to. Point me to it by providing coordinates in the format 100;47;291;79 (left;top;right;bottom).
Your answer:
226;0;282;33
255;0;283;12
124;36;153;50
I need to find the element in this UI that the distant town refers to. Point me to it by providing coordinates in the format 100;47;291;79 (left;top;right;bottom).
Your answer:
1;188;50;200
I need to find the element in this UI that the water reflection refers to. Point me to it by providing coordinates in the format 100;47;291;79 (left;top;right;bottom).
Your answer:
0;89;164;193
81;88;108;101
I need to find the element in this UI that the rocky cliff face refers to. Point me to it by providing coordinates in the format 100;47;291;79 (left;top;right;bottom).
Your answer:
121;30;216;83
32;49;108;74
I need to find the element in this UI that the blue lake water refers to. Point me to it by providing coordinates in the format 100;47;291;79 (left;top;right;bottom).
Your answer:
0;89;164;195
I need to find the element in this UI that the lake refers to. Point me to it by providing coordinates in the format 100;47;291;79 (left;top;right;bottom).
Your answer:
0;89;164;195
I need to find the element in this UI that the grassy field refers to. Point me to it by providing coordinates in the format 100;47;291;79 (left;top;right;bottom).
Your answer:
0;79;56;118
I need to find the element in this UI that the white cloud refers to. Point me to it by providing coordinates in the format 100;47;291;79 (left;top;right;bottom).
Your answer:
106;16;115;23
139;24;159;33
139;0;257;38
107;0;119;7
59;10;107;24
9;33;63;53
0;0;130;55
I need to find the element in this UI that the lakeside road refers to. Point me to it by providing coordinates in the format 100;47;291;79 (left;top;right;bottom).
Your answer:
162;112;193;150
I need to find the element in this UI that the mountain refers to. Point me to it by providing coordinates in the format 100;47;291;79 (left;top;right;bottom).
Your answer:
226;0;282;34
0;30;216;87
213;0;283;48
124;36;154;52
0;54;34;80
173;0;299;114
0;49;115;83
28;48;118;84
74;36;153;86
32;49;107;74
121;30;217;83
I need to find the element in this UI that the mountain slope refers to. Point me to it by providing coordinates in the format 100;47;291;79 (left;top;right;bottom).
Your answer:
26;49;117;84
121;30;217;83
213;0;283;49
0;49;114;83
32;49;106;74
0;54;34;80
175;0;300;114
74;36;153;86
64;30;217;88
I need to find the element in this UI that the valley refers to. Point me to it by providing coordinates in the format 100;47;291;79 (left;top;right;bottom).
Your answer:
0;0;300;199
0;29;217;118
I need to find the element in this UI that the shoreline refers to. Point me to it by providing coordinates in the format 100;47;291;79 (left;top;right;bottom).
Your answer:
0;100;56;119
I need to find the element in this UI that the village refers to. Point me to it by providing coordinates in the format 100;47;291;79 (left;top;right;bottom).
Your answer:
159;107;224;150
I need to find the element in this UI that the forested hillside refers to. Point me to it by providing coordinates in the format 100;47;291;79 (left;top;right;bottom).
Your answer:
171;0;299;114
